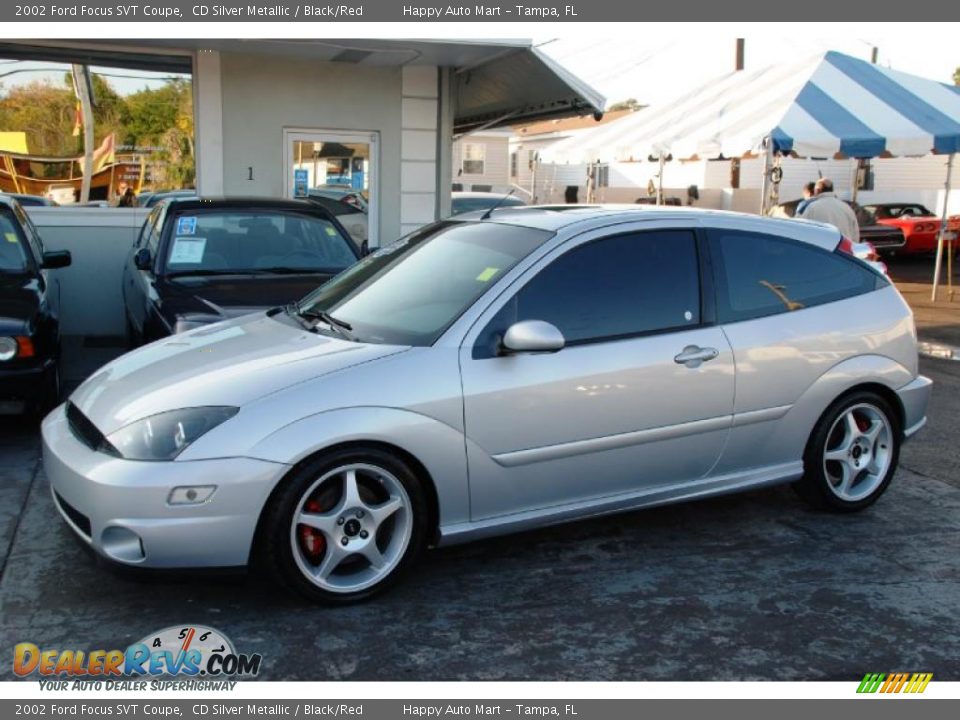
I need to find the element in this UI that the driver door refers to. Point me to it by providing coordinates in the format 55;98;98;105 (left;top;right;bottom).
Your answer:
458;223;735;521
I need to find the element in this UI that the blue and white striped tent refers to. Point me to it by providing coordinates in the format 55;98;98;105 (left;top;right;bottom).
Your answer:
540;51;960;164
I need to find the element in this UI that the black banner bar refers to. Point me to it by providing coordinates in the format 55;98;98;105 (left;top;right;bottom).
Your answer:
0;1;956;22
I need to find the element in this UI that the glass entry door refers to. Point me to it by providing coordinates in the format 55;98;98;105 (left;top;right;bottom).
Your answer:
284;129;379;249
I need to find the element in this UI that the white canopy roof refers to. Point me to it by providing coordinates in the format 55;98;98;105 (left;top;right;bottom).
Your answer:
541;51;960;165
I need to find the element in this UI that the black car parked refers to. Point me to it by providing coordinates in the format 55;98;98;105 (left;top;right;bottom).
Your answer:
122;197;360;345
0;195;71;416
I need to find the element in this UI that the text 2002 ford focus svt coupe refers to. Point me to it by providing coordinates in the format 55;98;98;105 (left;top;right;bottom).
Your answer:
43;206;931;603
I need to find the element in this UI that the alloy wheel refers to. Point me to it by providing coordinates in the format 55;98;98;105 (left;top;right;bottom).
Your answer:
822;403;893;502
289;463;413;593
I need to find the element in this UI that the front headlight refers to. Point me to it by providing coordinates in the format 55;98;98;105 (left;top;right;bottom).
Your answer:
0;337;17;361
106;407;238;461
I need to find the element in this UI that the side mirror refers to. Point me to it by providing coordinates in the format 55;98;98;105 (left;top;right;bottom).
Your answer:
501;320;565;355
41;250;71;269
134;247;153;271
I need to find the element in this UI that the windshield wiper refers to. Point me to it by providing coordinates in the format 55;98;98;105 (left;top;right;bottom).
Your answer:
289;302;354;339
165;269;253;278
244;266;336;275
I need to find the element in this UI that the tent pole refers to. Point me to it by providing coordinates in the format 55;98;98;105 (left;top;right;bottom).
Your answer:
931;153;955;302
657;153;664;206
759;137;773;215
850;159;860;204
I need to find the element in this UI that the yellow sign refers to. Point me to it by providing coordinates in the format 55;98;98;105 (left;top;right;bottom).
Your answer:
0;132;28;154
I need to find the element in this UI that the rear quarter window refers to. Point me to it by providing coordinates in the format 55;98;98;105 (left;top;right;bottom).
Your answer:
708;229;885;324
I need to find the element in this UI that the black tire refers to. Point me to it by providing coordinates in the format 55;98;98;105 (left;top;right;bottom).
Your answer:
794;390;901;512
261;446;428;604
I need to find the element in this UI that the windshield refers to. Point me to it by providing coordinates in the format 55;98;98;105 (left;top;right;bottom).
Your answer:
297;221;552;346
0;212;29;273
163;210;357;276
866;204;934;219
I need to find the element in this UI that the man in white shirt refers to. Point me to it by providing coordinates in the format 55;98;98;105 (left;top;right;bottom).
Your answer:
798;178;860;242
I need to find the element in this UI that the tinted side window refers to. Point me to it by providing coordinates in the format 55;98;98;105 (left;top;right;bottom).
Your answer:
13;203;44;259
475;230;701;357
709;230;882;324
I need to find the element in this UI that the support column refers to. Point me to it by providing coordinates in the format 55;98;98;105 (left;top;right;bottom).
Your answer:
931;153;955;302
193;49;224;196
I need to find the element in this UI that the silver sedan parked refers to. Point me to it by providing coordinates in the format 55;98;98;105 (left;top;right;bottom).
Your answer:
42;206;931;603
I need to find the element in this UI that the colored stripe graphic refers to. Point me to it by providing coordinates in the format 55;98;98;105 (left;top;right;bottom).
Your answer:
857;672;932;693
857;673;885;693
905;673;933;694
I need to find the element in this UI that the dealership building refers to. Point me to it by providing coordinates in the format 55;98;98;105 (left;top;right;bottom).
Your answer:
0;39;603;337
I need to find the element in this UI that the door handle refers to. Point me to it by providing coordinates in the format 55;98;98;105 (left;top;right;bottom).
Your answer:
674;345;719;368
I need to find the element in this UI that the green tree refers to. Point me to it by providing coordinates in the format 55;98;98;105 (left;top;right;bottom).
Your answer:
954;66;959;86
120;79;195;188
0;79;76;156
0;73;125;157
1;72;194;189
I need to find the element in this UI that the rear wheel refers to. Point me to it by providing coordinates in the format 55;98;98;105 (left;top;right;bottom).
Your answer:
263;447;427;604
796;391;900;511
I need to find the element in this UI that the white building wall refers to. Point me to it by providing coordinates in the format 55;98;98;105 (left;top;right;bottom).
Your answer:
218;52;404;244
27;207;149;336
453;132;511;192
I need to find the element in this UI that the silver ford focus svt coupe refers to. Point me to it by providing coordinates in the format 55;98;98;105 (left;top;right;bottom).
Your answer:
42;205;931;603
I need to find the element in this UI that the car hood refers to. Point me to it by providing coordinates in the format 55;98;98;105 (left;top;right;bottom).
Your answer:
0;274;39;334
70;312;408;435
156;273;338;328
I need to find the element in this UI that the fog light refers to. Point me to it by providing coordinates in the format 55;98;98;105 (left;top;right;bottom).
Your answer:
167;485;217;505
101;526;145;563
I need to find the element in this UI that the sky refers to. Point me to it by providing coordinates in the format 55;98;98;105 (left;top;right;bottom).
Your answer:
534;27;959;107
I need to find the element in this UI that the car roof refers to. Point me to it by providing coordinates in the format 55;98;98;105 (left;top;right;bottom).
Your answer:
162;196;326;211
451;203;826;232
0;194;17;209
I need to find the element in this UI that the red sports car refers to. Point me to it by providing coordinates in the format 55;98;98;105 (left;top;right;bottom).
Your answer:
863;203;960;255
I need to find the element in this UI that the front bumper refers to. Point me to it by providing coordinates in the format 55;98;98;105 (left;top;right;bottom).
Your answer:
897;374;932;440
42;404;290;568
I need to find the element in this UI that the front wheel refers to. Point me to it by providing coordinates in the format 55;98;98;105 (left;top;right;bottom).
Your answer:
795;391;901;512
262;447;428;604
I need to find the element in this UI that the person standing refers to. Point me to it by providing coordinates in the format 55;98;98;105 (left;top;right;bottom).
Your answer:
798;178;860;242
117;187;138;207
796;181;816;215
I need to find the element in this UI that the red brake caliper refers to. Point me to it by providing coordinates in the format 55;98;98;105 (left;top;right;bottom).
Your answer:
854;412;870;432
298;498;327;564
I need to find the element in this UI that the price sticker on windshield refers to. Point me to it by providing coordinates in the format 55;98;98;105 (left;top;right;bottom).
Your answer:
476;267;500;282
4;232;17;244
176;216;198;235
169;237;206;264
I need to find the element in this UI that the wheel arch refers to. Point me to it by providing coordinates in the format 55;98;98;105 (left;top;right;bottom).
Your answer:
245;407;469;565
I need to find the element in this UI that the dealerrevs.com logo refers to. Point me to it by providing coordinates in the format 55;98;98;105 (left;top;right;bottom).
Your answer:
857;672;933;694
14;625;261;689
